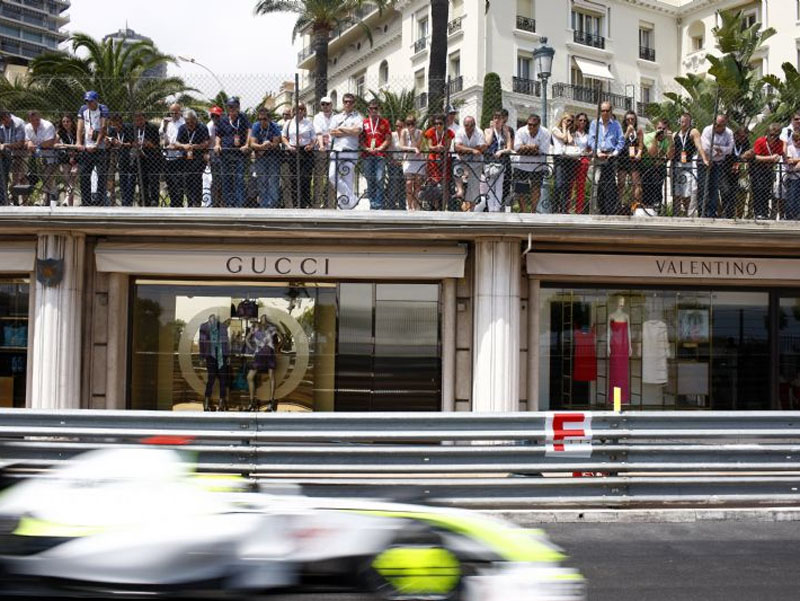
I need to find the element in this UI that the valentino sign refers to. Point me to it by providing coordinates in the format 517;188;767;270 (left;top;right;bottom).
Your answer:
226;255;331;276
527;253;798;283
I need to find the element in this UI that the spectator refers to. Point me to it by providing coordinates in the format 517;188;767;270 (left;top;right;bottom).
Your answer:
206;106;223;207
551;112;580;213
360;99;391;210
387;119;406;210
750;123;783;220
445;105;465;203
784;131;800;220
399;114;424;211
328;93;363;210
24;110;58;206
214;97;251;208
588;102;625;214
672;112;706;217
499;107;515;206
453;116;487;211
640;118;673;211
725;127;754;218
250;107;282;209
277;107;293;208
698;114;734;218
160;103;185;207
422;114;455;210
312;96;335;208
106;113;134;207
483;110;514;211
282;103;316;209
174;109;210;208
618;110;643;209
780;111;800;144
570;112;591;213
0;108;28;206
75;91;110;207
55;113;79;206
512;113;550;213
131;111;162;207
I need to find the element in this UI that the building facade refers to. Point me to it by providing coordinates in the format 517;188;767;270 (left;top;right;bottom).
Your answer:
102;27;167;80
0;0;69;77
2;210;800;412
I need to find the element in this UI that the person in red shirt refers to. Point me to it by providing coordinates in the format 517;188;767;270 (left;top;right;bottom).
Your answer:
750;123;783;219
361;100;392;210
423;114;455;186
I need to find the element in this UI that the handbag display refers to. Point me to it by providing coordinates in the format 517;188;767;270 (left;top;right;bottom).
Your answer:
236;299;258;319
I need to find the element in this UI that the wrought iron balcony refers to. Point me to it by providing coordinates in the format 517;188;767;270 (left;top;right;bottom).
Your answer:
573;30;605;49
447;76;463;95
415;92;428;109
639;46;656;61
512;76;541;97
516;15;536;33
448;16;463;35
413;37;427;53
297;46;314;62
552;83;633;111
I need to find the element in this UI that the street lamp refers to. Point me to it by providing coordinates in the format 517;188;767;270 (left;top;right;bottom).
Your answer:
177;56;225;97
533;37;555;127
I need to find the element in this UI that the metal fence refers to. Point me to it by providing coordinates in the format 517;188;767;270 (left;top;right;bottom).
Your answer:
1;409;799;509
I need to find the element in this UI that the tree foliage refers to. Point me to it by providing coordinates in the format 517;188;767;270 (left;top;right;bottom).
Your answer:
480;73;502;129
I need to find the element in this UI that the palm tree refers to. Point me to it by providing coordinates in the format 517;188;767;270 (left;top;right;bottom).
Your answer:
354;89;418;125
427;0;448;116
255;0;394;108
12;33;192;120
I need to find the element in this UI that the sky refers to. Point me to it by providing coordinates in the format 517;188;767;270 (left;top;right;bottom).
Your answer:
65;0;300;106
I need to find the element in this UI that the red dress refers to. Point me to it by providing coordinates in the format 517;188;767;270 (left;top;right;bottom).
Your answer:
423;127;454;183
608;320;630;404
573;327;597;382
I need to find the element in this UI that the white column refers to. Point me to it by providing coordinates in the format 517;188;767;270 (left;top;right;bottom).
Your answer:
30;233;85;409
471;239;520;412
441;278;456;412
527;277;540;411
106;273;129;410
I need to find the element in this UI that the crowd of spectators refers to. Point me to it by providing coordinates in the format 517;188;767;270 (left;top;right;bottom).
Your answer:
1;90;799;219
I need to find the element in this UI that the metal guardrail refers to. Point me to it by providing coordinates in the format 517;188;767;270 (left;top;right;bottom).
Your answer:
0;410;799;509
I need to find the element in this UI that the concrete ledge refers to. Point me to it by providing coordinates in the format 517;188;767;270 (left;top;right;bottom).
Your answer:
488;507;800;524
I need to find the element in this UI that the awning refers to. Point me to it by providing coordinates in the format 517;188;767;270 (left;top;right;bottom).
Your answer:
0;241;36;273
95;243;466;280
573;57;615;81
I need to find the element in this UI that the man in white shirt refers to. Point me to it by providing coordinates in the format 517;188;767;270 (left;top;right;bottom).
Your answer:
282;103;316;208
0;109;28;205
698;114;734;218
453;116;486;210
24;110;58;205
313;95;335;208
76;90;110;206
513;113;551;213
780;111;800;144
328;93;363;209
160;103;185;207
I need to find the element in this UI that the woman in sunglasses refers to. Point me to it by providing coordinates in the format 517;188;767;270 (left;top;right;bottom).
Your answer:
399;115;424;210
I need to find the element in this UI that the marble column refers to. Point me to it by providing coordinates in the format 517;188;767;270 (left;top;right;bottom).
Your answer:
106;273;129;410
30;233;85;409
471;239;520;412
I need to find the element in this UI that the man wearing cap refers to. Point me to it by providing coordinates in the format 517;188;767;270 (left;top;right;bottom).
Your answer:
328;93;363;209
313;96;335;208
214;97;251;208
75;91;110;206
206;106;223;207
0;108;27;206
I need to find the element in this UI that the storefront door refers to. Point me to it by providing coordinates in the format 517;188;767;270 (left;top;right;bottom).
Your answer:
778;295;800;410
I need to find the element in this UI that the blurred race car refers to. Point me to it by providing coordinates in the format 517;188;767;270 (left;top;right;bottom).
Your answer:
0;447;584;600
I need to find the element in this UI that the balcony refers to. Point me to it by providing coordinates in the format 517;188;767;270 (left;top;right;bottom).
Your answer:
512;76;541;97
415;92;428;109
447;75;463;95
573;30;605;49
447;16;463;35
639;46;655;61
297;46;313;62
552;82;633;111
516;15;536;33
413;37;427;54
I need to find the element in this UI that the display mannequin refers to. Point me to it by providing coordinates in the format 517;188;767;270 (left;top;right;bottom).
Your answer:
607;296;632;404
245;315;279;411
198;313;230;411
642;296;669;385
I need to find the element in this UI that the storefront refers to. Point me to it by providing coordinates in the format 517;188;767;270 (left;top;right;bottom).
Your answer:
95;242;466;412
528;253;800;411
0;242;35;408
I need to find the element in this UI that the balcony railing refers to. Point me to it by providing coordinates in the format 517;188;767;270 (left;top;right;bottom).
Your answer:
573;30;605;49
552;82;633;111
639;46;656;61
413;37;427;53
516;15;536;33
415;92;428;109
448;16;463;35
297;46;314;62
447;75;463;95
512;76;541;97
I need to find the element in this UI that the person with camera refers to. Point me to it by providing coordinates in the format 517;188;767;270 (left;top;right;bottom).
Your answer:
639;118;674;213
24;110;58;206
75;91;110;206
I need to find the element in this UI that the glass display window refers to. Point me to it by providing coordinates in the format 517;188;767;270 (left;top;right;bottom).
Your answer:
0;278;29;408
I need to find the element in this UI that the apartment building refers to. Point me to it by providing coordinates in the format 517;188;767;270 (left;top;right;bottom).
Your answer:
0;0;69;80
296;0;796;126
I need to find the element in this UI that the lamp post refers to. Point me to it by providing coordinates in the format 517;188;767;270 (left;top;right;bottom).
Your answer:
533;37;555;127
177;56;225;97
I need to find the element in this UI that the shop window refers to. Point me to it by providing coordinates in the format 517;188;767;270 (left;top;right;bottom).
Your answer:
539;286;769;411
0;279;29;408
